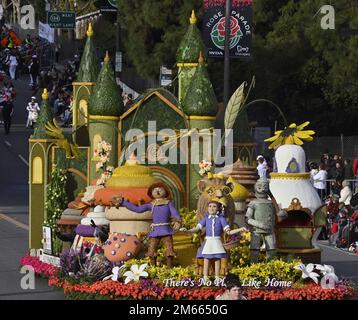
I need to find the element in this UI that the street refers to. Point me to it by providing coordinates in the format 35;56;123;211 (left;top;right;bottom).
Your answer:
0;77;357;300
0;75;64;299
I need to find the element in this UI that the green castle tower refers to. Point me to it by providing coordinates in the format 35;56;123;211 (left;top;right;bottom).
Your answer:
29;89;56;249
182;53;218;210
88;52;124;182
176;10;207;104
72;22;99;146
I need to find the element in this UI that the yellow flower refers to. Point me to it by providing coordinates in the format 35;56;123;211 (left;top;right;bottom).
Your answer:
265;122;315;149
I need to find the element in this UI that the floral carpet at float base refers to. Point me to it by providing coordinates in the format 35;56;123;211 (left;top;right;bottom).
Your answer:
20;256;357;300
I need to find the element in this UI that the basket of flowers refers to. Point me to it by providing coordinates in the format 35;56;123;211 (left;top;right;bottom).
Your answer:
223;233;242;250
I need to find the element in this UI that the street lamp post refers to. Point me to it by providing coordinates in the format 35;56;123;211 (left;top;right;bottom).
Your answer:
115;8;121;80
223;0;231;108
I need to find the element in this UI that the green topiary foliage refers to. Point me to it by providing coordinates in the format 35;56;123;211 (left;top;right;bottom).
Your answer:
182;60;218;116
44;165;68;230
89;55;124;116
176;24;207;63
32;92;54;139
77;24;99;83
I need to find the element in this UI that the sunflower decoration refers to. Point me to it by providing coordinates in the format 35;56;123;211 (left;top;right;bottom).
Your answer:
265;121;315;149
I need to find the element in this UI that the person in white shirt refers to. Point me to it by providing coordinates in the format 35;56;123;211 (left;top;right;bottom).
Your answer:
339;180;352;205
313;163;328;201
26;97;40;128
8;53;18;80
256;155;268;178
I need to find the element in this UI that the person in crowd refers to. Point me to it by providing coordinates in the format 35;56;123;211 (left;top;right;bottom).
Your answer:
334;161;345;184
339;180;352;205
55;43;61;63
124;93;133;110
353;158;358;188
309;162;319;183
26;96;40;128
1;49;10;74
54;91;66;116
8;51;17;80
0;95;13;134
215;274;247;300
350;185;358;211
335;206;349;248
344;159;354;180
313;163;328;200
330;180;342;197
327;194;341;240
28;55;39;91
256;155;268;178
23;34;32;47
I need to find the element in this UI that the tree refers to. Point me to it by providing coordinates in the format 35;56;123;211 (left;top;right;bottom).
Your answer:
117;0;202;78
115;0;357;135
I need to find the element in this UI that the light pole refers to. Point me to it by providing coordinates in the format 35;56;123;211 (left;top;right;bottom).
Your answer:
223;0;231;109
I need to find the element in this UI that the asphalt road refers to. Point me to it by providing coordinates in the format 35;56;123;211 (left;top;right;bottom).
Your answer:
0;76;357;300
0;75;64;299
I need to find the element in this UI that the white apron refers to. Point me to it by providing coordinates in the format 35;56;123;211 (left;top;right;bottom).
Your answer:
202;236;226;255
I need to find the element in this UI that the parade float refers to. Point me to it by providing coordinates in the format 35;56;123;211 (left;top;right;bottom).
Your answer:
265;123;328;263
23;12;356;300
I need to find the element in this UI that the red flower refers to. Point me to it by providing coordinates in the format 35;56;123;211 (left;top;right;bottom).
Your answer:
217;16;240;38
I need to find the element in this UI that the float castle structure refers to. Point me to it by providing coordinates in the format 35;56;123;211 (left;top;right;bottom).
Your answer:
28;13;255;248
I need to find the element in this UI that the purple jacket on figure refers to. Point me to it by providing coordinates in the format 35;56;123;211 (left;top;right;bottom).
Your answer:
122;200;181;238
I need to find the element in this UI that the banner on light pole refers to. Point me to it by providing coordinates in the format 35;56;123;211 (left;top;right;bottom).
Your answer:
202;0;252;59
39;21;55;43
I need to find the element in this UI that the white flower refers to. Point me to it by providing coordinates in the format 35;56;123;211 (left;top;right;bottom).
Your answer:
103;265;126;282
123;264;149;284
294;263;320;284
315;264;334;276
315;264;339;289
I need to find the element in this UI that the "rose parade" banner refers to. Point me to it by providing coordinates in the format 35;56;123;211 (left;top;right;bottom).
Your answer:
202;0;252;58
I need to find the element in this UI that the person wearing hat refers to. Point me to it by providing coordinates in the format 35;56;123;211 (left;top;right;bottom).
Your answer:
256;155;268;178
28;55;39;90
115;182;182;268
26;96;40;128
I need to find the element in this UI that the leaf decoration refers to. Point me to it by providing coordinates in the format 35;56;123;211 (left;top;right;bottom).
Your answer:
224;81;247;130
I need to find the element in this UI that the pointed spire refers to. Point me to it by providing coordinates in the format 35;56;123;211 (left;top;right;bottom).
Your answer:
42;88;49;101
176;11;207;63
198;51;204;64
32;89;54;139
104;51;110;64
87;22;94;37
77;22;99;83
182;60;217;116
89;55;124;117
190;10;197;25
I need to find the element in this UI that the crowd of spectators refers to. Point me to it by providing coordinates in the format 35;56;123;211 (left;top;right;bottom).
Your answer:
256;152;358;252
307;152;358;252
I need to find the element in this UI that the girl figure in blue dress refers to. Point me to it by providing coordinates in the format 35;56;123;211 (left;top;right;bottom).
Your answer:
181;200;247;279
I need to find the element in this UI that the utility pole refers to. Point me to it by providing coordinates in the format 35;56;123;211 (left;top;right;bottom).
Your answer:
115;7;121;80
223;0;231;108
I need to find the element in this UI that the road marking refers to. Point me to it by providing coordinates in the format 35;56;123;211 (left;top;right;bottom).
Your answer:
4;140;12;147
0;213;29;231
18;154;29;167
